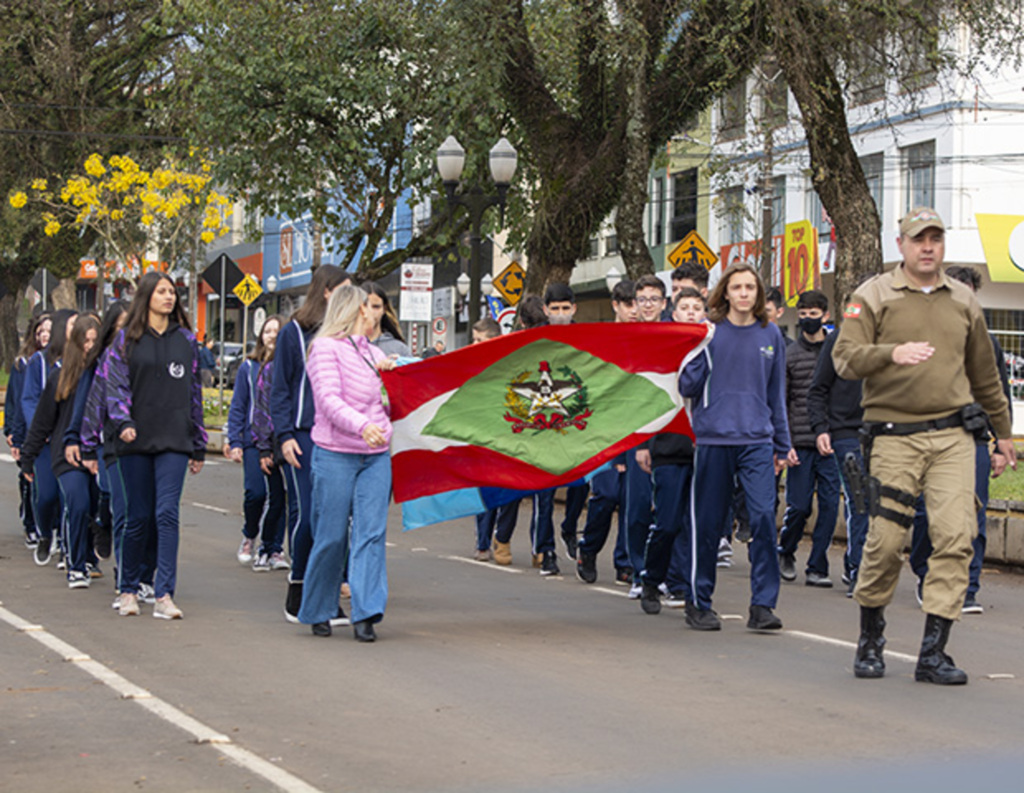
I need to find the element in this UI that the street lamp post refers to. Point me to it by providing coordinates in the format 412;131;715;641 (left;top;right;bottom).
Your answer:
436;135;517;327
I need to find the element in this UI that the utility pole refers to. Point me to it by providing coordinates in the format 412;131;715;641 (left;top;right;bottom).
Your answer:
759;59;781;287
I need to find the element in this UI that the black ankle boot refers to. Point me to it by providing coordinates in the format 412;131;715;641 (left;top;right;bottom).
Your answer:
854;606;886;678
915;613;968;685
284;582;303;623
353;619;377;643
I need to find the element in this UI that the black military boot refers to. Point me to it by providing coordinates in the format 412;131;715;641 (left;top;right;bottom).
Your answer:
914;613;968;685
853;606;886;679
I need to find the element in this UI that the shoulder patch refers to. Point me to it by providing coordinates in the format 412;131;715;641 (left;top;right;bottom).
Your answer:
843;303;862;319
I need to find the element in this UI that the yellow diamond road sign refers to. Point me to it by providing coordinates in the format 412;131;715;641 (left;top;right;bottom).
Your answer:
493;261;526;306
233;274;263;306
668;230;718;271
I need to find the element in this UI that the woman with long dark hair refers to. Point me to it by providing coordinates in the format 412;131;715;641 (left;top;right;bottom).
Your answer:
5;313;50;549
23;308;78;566
21;313;103;587
362;282;410;357
225;313;289;571
270;264;351;622
81;302;159;609
105;272;206;618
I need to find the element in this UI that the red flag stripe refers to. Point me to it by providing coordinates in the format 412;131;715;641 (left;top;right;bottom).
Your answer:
382;322;708;422
391;411;695;502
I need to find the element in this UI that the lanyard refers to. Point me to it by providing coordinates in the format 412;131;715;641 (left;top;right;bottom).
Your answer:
349;338;389;410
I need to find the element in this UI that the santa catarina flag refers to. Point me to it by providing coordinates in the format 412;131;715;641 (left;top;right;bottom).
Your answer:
382;322;711;516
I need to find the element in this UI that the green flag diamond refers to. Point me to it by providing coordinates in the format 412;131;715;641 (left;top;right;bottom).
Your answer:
422;339;676;474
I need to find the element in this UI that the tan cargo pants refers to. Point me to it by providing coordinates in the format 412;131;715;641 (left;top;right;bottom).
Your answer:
853;427;976;620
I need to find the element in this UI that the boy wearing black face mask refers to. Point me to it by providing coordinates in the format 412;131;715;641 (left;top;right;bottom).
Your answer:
777;290;841;588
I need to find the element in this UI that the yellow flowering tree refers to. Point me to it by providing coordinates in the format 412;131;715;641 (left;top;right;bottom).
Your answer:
8;150;233;285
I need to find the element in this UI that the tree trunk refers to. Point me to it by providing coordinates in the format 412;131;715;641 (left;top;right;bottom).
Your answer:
51;276;78;311
0;293;21;373
769;0;883;314
616;7;655;280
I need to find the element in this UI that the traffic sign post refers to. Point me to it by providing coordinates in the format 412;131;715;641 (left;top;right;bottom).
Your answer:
493;261;525;306
497;307;517;335
668;230;718;271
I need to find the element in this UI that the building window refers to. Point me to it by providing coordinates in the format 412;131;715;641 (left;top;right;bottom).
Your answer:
807;189;832;245
605;234;620;255
770;178;786;239
762;63;788;129
860;153;884;217
720;185;745;245
651;176;664;247
587;236;600;259
670;168;698;242
719;79;747;141
901;141;935;214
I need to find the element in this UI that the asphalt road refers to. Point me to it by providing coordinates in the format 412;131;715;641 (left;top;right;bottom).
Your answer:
2;455;1024;793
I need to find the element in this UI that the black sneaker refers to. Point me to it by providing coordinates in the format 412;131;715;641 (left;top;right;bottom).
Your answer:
734;521;752;544
93;521;112;560
664;591;687;609
961;595;984;614
311;622;332;637
640;583;662;615
805;571;833;588
614;567;633;586
560;532;578;562
846;577;856;598
915;577;924;606
747;604;783;631
33;538;52;566
540;551;560;576
24;531;39;550
576;552;597;584
779;553;797;582
330;605;351;626
284;582;303;623
684;604;722;631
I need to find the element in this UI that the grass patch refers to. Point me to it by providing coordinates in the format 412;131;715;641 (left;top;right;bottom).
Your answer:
990;462;1024;502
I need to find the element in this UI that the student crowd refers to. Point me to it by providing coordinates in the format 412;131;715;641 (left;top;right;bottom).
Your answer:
5;208;1008;679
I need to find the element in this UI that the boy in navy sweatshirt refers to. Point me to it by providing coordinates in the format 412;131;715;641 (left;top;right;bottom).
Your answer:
680;263;797;631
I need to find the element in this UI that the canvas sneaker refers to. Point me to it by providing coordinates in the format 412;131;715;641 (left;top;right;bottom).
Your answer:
138;583;157;604
252;553;271;572
269;552;291;571
237;537;255;565
67;570;90;589
33;538;52;566
86;562;103;579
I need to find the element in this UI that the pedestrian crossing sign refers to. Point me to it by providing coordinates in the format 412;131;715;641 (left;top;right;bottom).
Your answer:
668;230;718;271
233;274;263;306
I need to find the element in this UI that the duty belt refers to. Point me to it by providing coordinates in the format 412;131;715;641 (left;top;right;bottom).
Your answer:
864;411;963;438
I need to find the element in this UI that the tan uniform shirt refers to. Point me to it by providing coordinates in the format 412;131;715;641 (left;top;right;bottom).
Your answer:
832;265;1011;438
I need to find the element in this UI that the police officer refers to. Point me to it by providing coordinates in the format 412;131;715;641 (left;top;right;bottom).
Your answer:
832;207;1015;685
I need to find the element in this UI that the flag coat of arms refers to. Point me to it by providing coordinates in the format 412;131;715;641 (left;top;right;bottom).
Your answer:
382;322;711;528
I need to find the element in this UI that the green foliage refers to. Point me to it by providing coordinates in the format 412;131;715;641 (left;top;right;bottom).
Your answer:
171;0;509;278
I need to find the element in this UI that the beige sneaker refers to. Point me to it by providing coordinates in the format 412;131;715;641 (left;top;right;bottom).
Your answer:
340;582;351;599
492;540;512;566
153;595;183;620
119;592;140;617
532;553;544;568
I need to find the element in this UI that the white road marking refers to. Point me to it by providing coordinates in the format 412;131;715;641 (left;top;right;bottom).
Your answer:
191;502;231;515
590;586;628;598
0;605;325;793
784;629;918;664
440;555;523;573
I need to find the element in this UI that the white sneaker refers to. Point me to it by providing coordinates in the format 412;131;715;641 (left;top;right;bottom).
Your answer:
628;583;643;599
67;571;90;589
119;592;140;617
237;537;255;564
252;553;271;572
138;583;157;604
269;552;291;571
153;595;183;620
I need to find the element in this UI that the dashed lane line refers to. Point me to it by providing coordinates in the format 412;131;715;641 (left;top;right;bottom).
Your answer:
431;551;922;665
0;602;325;793
191;502;231;515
